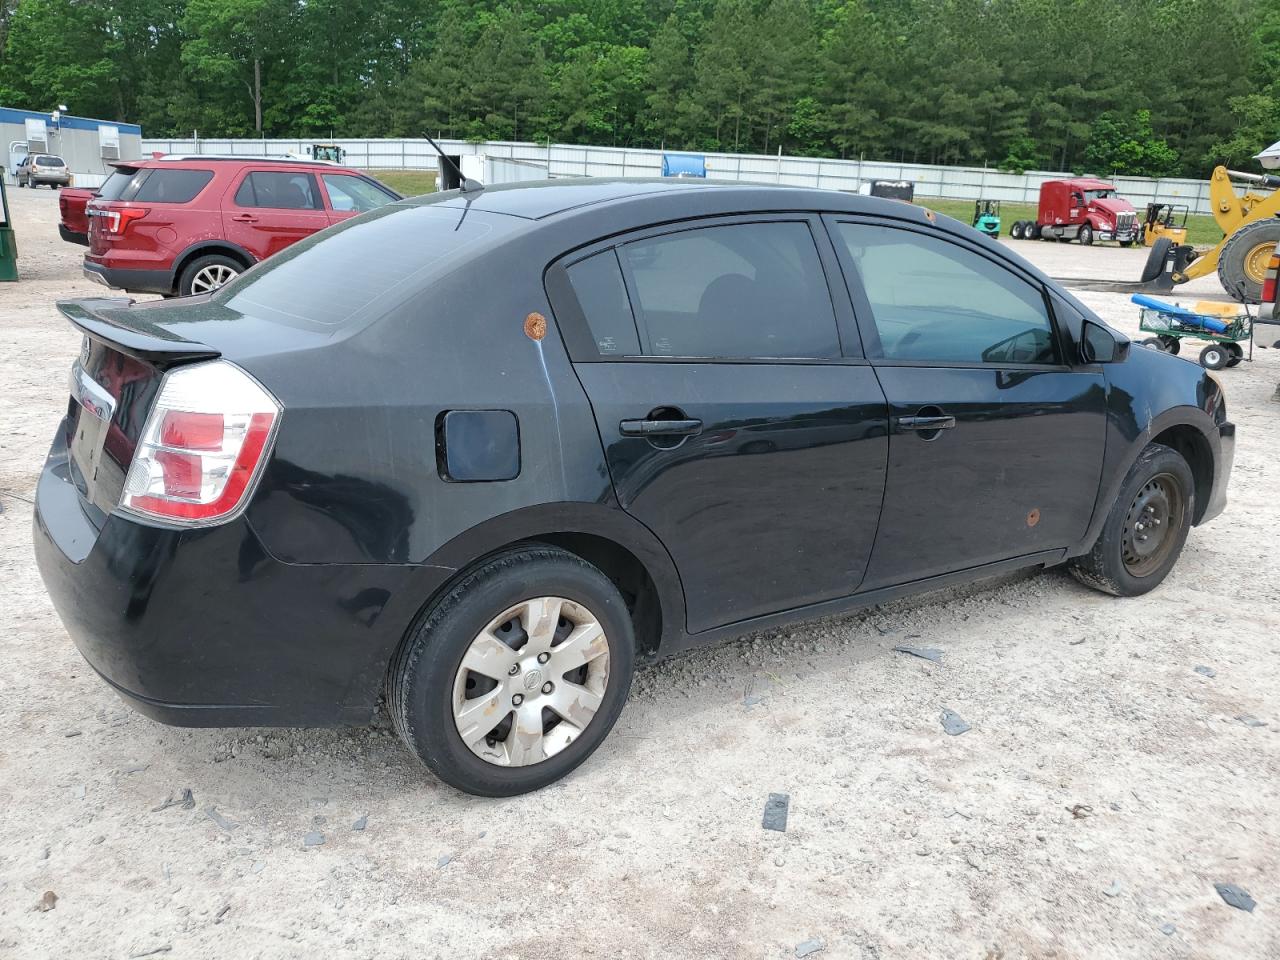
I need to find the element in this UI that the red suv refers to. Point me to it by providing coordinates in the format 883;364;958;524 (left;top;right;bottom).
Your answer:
83;156;401;296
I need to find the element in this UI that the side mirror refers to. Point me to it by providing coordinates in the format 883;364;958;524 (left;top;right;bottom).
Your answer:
1081;319;1129;363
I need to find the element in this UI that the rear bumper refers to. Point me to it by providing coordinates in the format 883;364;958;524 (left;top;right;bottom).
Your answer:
82;258;174;295
1201;420;1235;525
59;224;88;246
33;431;452;727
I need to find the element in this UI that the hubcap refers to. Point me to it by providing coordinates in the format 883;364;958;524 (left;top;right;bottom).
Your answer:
189;263;237;294
452;596;610;767
1121;473;1184;577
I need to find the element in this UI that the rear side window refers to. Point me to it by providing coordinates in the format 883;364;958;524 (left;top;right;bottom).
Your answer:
617;221;839;359
836;223;1057;365
234;171;321;210
131;169;213;203
566;251;640;356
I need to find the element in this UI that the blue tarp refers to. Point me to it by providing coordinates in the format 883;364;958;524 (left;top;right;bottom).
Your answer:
661;153;706;177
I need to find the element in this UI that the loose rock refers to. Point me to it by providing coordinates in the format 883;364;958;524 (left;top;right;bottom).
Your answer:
1214;882;1256;912
35;890;57;912
940;709;970;736
352;815;368;831
304;832;325;847
763;793;790;832
1194;665;1216;678
795;938;824;957
204;806;238;833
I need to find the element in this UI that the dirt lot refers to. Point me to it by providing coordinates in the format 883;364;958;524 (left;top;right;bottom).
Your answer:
0;188;1276;960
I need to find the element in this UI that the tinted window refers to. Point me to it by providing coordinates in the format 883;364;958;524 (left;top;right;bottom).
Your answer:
837;223;1057;364
618;221;839;359
566;251;640;356
131;168;213;203
321;173;397;213
223;203;504;329
234;171;321;210
36;155;65;167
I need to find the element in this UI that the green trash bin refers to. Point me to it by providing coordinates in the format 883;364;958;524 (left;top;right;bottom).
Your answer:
0;176;18;281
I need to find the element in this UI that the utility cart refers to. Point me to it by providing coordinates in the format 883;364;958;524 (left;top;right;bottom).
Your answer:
1131;294;1253;370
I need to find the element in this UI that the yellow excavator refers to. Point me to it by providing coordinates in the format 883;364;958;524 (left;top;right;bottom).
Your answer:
1145;142;1280;303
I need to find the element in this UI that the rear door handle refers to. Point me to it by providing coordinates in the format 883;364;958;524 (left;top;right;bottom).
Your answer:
896;415;956;431
231;214;258;223
619;418;703;437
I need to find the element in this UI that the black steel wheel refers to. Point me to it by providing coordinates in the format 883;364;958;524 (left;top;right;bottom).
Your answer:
1069;443;1194;597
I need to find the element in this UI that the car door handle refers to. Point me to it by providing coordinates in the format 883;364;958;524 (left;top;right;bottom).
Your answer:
896;415;956;431
231;214;258;223
619;418;703;437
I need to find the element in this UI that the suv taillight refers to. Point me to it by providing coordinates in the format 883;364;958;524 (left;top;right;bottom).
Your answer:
100;207;149;235
122;361;280;525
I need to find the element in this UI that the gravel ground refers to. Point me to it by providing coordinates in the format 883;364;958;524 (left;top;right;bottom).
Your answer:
1;189;1277;959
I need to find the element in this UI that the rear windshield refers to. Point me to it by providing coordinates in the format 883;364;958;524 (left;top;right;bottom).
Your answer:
94;167;213;203
221;202;511;328
36;155;65;167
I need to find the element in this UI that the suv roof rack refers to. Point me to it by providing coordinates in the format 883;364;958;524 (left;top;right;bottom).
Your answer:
148;154;339;165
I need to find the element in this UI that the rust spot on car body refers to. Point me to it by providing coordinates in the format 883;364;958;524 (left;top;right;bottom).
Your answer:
524;312;547;341
1027;508;1041;527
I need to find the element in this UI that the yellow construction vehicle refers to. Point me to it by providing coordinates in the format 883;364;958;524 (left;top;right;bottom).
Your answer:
1145;164;1280;302
1142;202;1188;246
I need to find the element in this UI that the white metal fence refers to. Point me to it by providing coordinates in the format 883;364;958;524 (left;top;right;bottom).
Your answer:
141;137;1219;215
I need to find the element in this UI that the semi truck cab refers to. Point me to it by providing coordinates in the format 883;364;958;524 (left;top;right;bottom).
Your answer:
1035;178;1138;245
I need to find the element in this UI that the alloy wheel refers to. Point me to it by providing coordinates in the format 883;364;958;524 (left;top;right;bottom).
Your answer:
1121;473;1184;577
189;263;238;294
452;596;610;767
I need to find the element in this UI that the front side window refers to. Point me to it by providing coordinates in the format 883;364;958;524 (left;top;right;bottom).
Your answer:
617;221;840;359
234;171;321;210
836;223;1057;365
321;173;397;213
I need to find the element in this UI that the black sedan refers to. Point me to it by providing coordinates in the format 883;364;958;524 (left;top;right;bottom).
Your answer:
34;179;1234;796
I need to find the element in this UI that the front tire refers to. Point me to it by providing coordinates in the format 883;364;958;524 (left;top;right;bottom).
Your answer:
1069;443;1194;597
388;545;636;796
1078;223;1094;246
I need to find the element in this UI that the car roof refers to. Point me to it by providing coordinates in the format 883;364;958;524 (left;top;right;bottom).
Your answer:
110;156;348;172
425;177;872;221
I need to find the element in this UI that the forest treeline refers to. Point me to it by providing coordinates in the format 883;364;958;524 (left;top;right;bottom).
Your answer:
0;0;1277;176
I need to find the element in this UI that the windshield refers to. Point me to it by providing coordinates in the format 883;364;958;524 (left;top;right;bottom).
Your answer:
1083;189;1115;202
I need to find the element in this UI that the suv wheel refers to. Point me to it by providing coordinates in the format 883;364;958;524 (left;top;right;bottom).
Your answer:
389;545;636;796
1069;443;1193;597
179;254;242;296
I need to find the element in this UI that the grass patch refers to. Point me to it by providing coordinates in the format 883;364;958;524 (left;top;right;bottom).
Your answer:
367;169;438;197
918;197;1224;247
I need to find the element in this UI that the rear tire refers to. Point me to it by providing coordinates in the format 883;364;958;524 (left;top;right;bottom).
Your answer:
1140;337;1165;351
1225;342;1244;366
388;545;636;797
1010;222;1025;240
178;253;242;297
1142;237;1173;282
1069;443;1194;597
1161;336;1181;355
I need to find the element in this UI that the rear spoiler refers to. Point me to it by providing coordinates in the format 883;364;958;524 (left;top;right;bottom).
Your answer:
57;298;220;367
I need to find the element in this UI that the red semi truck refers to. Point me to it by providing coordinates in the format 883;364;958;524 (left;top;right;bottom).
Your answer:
1010;178;1139;246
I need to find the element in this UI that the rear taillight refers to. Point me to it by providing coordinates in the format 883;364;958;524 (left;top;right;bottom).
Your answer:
99;206;149;235
122;361;280;525
1263;255;1278;304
